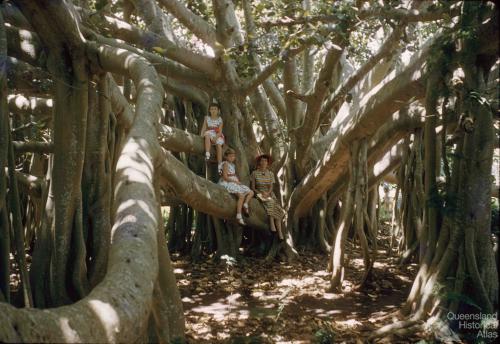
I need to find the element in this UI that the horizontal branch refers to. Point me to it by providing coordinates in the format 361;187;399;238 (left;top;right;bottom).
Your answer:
358;3;461;22
8;94;52;118
158;123;204;154
5;25;45;68
259;4;460;28
12;141;53;154
9;170;45;197
159;75;209;106
159;149;269;231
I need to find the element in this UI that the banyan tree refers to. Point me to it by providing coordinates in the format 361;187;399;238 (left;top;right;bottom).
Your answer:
0;0;498;342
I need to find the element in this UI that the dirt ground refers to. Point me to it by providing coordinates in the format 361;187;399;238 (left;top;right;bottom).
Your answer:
172;240;422;343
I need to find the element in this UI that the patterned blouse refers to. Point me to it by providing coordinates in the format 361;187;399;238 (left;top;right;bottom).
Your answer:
251;169;275;193
206;116;223;131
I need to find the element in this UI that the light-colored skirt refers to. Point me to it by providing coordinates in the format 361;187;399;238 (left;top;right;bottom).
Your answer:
219;178;252;195
204;129;225;145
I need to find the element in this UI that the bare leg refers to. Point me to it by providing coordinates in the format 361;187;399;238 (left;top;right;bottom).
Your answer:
243;191;254;215
204;135;211;156
244;191;254;205
269;217;276;232
275;218;284;240
216;144;222;164
237;194;245;215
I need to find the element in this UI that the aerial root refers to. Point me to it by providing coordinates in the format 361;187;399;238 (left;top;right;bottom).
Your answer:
368;318;423;340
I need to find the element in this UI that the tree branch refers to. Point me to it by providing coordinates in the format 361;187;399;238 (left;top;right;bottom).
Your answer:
260;4;460;28
85;28;212;90
241;0;286;120
5;57;52;96
158;123;204;154
318;26;404;128
289;33;437;218
12;141;53;154
8;94;52;119
159;149;269;231
86;12;219;79
157;0;218;48
1;37;168;343
295;43;345;176
10;170;45;198
213;0;244;48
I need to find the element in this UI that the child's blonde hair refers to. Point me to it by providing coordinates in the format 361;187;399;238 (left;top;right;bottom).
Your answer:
223;148;236;159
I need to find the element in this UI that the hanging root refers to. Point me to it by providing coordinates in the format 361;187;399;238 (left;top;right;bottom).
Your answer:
368;318;423;340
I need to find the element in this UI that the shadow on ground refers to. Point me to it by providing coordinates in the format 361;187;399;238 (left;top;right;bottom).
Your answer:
172;239;420;343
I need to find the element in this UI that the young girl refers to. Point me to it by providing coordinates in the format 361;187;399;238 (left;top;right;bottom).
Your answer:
218;148;254;225
200;102;224;164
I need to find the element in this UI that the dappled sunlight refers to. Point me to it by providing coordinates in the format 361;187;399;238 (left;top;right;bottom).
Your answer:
58;317;81;342
115;199;156;222
15;27;37;59
174;243;417;342
88;300;120;343
8;94;29;109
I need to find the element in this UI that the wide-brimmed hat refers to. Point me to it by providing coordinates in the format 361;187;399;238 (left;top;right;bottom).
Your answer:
255;154;272;164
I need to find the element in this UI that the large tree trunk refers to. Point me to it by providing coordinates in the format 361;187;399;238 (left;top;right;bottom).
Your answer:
0;37;184;342
371;3;498;339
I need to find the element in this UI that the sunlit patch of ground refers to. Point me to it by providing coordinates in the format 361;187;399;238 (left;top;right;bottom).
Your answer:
172;238;420;343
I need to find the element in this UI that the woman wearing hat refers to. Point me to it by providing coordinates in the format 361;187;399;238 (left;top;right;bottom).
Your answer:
250;154;285;239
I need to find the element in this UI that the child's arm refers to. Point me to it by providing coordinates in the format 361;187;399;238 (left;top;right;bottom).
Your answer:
200;117;207;135
222;163;231;182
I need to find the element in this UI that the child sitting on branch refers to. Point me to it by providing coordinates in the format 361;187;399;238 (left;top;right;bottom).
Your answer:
218;148;254;225
200;102;224;164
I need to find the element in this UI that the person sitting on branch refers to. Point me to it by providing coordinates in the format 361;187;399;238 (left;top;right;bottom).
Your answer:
250;154;285;240
218;148;254;225
200;102;224;164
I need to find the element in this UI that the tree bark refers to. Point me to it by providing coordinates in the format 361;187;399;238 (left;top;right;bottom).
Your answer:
289;34;437;217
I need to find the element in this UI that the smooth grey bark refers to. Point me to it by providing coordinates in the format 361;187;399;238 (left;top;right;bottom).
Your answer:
289;34;437;218
0;39;177;343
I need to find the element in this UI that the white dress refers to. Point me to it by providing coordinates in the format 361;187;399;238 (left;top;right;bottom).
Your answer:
218;161;252;194
204;116;225;145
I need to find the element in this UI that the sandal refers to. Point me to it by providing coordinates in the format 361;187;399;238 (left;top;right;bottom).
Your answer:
243;203;250;216
236;213;246;225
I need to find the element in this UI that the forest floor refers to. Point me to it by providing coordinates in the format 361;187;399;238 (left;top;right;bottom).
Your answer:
172;239;423;343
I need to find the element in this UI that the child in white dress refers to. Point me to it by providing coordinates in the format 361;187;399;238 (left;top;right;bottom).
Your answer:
218;148;254;225
200;103;225;164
